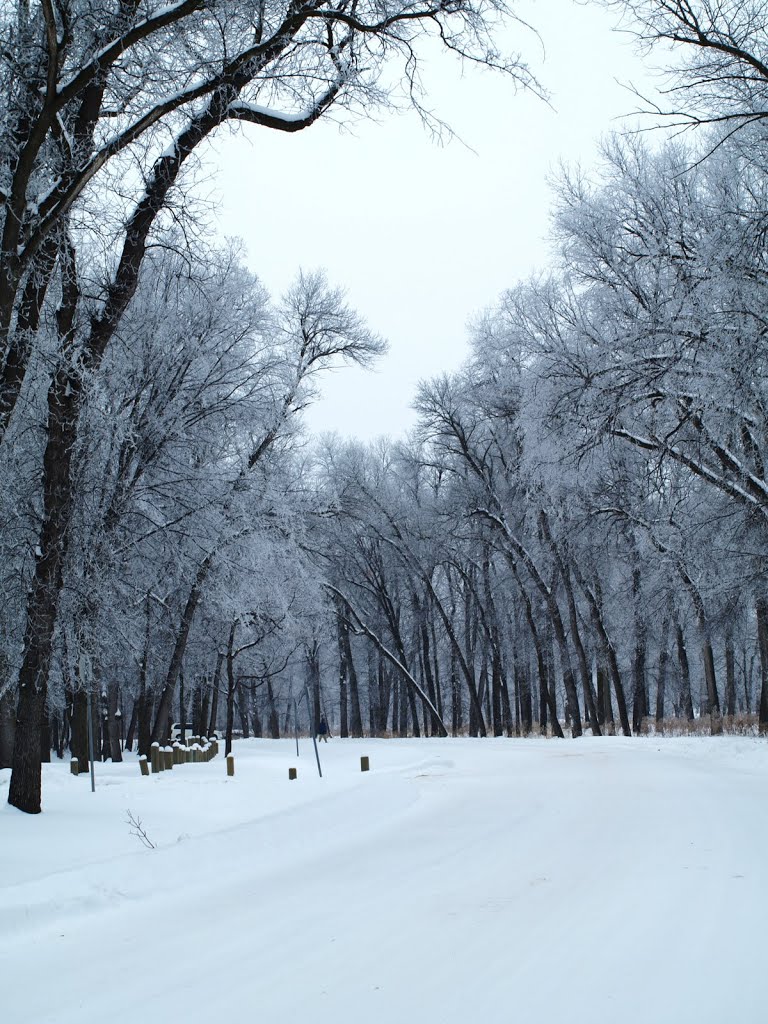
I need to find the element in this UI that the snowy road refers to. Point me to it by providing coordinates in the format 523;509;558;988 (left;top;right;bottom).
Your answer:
1;737;765;1023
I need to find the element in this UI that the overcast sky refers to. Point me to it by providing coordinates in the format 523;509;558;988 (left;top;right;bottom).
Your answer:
208;0;663;441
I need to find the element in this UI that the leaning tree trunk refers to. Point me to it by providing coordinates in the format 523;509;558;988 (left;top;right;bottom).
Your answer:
150;552;213;745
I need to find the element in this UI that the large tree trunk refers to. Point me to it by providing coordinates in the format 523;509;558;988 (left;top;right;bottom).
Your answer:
9;358;81;813
0;688;16;769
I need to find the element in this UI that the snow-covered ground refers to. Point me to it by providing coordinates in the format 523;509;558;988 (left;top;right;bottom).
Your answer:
1;736;765;1023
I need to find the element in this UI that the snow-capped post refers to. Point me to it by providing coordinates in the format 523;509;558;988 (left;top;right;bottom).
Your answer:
361;756;370;772
70;758;79;776
289;768;297;780
163;747;173;770
150;742;162;773
226;754;235;777
139;757;149;777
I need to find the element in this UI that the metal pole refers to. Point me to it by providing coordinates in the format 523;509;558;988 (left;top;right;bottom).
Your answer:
303;683;322;778
86;689;96;793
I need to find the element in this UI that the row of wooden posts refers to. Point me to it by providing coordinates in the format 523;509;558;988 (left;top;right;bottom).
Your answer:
71;748;371;780
140;738;220;775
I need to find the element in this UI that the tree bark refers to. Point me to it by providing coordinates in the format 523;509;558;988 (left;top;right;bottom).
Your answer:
655;617;670;733
756;599;768;735
675;620;696;722
107;681;122;762
0;688;16;769
724;626;736;720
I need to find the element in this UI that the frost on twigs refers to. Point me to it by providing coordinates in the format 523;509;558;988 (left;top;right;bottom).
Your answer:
126;809;156;850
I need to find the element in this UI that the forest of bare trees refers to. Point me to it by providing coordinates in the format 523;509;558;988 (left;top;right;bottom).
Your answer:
2;0;768;814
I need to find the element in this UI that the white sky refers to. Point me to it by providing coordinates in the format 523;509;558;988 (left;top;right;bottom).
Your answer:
209;0;662;440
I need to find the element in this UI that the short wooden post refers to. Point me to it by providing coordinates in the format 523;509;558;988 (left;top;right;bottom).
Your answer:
185;747;192;763
172;743;181;765
288;767;297;780
226;753;235;777
139;756;149;776
163;746;173;770
360;756;370;772
151;742;162;773
70;757;79;776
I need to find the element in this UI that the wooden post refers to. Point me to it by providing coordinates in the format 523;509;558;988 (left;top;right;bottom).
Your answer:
288;767;297;780
163;747;173;770
151;742;162;773
139;756;149;776
70;757;79;776
360;756;370;772
226;753;235;777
